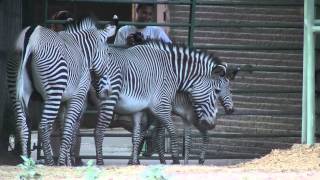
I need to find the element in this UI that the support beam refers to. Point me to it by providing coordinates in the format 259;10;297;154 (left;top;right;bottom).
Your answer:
303;0;316;145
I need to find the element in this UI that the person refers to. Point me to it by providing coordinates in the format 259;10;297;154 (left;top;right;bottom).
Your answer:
49;10;82;166
114;3;171;46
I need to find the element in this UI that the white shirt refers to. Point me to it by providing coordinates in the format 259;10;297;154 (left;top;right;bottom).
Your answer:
114;25;171;46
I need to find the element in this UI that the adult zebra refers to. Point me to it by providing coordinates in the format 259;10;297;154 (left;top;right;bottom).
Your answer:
92;41;227;165
99;68;237;165
8;18;116;165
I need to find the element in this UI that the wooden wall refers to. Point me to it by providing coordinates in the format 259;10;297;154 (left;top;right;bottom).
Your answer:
169;0;305;158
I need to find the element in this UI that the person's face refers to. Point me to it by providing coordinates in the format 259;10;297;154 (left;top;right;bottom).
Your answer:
136;6;154;23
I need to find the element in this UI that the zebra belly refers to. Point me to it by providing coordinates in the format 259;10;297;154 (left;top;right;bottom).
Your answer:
115;94;149;114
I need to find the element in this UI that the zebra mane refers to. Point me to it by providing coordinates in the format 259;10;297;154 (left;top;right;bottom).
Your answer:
143;39;222;65
64;16;98;33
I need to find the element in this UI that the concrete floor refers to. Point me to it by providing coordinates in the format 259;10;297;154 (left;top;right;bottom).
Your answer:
30;129;250;166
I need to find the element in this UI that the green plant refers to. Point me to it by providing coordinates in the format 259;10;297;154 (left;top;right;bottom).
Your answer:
17;156;41;180
84;160;101;180
141;165;168;180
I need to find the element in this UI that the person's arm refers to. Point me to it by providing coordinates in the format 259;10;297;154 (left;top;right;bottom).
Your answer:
114;28;127;46
158;29;172;43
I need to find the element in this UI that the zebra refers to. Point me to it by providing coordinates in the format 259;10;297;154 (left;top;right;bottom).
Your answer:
8;17;116;165
157;70;237;165
100;66;238;165
92;41;227;165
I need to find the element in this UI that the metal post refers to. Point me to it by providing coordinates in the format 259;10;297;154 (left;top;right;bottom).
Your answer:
303;0;316;145
188;0;196;48
44;0;48;26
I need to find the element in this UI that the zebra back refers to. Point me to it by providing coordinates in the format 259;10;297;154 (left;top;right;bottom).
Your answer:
141;40;227;91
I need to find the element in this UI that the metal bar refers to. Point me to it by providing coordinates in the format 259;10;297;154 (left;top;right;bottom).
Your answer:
314;19;320;26
192;22;302;28
196;1;303;6
78;132;132;137
193;44;302;51
312;25;320;32
46;19;302;29
44;0;48;26
46;20;191;27
84;110;301;116
218;112;301;116
56;0;192;5
236;65;302;73
232;90;301;93
187;0;196;47
56;0;304;6
303;0;316;145
75;132;305;138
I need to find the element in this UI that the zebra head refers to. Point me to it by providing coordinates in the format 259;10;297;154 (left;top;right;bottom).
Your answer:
191;65;237;131
217;64;240;114
189;78;219;130
214;76;234;115
213;63;239;115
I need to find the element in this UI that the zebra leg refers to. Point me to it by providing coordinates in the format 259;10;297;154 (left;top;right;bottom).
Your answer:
94;71;123;165
183;127;192;165
70;103;86;166
199;130;208;165
94;73;122;165
155;124;166;164
50;102;67;164
130;112;144;165
95;97;119;165
39;99;62;166
58;92;87;166
14;102;29;157
128;113;149;165
51;117;62;164
70;119;82;166
154;111;180;164
128;134;144;165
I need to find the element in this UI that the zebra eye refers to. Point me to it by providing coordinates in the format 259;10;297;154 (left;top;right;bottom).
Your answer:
215;89;221;94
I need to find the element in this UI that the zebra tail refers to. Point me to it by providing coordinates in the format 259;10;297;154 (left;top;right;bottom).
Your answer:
16;26;35;111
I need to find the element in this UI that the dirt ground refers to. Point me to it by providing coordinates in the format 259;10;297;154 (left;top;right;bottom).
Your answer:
0;144;320;179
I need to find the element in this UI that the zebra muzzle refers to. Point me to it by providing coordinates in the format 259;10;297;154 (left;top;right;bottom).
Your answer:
198;117;217;130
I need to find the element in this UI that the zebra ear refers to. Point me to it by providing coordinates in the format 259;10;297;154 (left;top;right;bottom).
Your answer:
100;25;116;42
212;63;227;78
226;65;240;80
105;25;116;37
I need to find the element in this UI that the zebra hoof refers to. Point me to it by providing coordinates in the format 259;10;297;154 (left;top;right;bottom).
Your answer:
128;159;140;165
72;157;84;166
96;160;104;166
198;159;205;165
171;159;180;165
46;159;55;166
160;160;166;164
